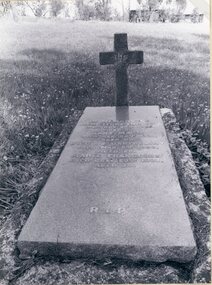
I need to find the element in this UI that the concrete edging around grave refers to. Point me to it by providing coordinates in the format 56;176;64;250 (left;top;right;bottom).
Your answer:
0;108;210;284
161;108;211;283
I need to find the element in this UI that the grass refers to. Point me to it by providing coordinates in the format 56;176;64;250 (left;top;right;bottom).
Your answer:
0;18;210;212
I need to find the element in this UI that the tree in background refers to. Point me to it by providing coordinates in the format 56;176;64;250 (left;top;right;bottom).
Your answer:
75;0;112;21
147;0;163;11
176;0;186;12
0;0;47;18
75;0;81;18
136;0;186;12
75;0;84;19
50;0;64;17
0;0;11;15
94;0;111;20
23;0;47;17
191;7;199;23
0;0;198;22
75;0;96;20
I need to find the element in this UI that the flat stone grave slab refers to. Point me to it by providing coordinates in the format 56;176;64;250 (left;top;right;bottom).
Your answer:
18;106;197;262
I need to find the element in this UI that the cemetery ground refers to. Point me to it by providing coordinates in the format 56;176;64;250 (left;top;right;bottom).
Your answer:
0;18;210;284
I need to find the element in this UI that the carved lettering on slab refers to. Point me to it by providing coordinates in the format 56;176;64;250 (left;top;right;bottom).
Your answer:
70;120;164;168
89;207;126;214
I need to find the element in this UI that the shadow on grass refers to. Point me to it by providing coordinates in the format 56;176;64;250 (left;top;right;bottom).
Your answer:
0;48;118;184
0;46;209;143
1;49;106;110
99;34;209;142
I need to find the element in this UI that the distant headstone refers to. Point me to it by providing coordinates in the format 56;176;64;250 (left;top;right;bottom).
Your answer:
18;106;197;262
99;33;143;106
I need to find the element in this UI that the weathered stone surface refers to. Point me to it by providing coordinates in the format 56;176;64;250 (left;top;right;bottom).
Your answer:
18;106;196;263
161;108;211;283
0;108;209;285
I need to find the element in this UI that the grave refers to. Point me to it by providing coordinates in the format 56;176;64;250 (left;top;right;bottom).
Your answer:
18;34;197;263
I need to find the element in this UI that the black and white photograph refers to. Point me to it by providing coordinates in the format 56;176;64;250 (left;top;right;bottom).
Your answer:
0;0;210;284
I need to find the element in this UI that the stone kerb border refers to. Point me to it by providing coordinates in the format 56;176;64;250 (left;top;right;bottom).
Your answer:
161;108;211;283
0;108;210;284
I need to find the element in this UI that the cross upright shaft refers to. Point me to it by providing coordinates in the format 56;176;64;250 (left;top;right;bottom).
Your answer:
99;33;143;106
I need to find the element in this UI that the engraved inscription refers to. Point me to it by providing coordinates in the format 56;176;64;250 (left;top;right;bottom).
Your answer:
89;207;126;214
70;120;164;168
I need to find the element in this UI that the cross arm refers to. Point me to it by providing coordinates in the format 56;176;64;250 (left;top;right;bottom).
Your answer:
127;51;143;64
99;52;116;65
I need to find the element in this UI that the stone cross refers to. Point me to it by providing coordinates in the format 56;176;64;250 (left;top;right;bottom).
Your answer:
99;33;143;106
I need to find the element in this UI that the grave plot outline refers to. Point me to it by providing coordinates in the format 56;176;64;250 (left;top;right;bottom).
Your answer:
18;105;197;263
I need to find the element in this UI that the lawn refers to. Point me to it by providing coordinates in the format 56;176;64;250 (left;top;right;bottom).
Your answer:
0;18;210;211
